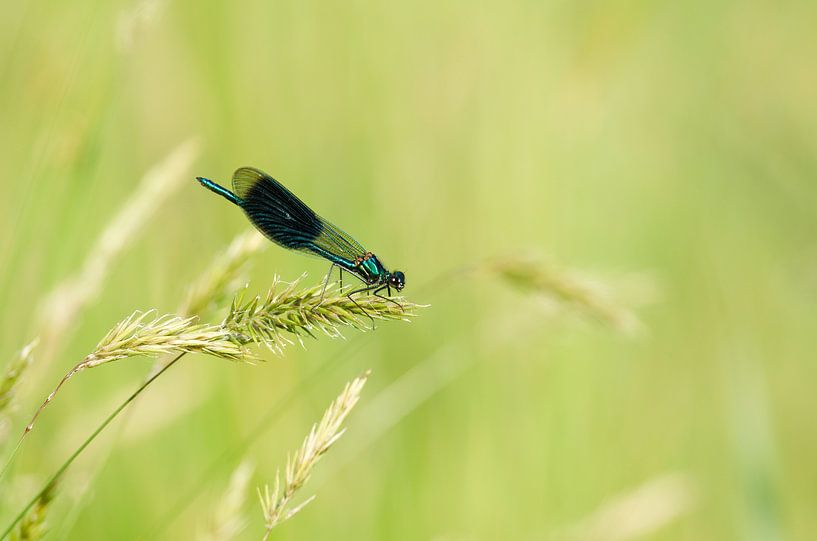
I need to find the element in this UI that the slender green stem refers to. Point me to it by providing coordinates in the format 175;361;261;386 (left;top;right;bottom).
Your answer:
0;435;24;484
0;352;186;540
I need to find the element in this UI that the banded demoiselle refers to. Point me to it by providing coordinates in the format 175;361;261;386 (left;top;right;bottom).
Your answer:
196;167;405;314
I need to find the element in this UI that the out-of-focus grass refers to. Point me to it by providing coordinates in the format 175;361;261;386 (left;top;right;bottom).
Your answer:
1;0;816;539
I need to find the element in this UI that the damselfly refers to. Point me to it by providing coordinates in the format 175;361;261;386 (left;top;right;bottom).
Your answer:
196;167;405;321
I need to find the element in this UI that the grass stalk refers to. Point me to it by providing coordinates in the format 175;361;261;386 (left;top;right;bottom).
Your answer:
0;353;185;540
36;139;200;359
4;275;420;539
25;275;420;437
54;231;267;540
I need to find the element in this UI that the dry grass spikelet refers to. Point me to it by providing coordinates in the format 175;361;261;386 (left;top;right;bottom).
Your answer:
10;480;57;541
199;461;255;541
225;275;420;354
490;256;645;334
25;312;252;434
258;371;370;538
37;139;200;351
179;231;266;318
0;339;39;415
25;275;421;435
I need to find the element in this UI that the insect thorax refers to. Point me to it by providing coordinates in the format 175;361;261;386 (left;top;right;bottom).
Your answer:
354;252;388;284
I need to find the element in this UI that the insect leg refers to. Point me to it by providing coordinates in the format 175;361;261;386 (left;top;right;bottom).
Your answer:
373;285;404;311
346;284;380;330
316;263;338;308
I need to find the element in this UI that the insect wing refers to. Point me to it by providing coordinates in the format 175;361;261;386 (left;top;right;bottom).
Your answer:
232;167;366;263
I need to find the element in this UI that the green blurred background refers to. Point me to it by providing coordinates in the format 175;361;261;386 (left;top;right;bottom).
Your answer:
1;0;816;539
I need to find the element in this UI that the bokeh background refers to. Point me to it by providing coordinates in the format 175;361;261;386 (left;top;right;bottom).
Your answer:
1;0;816;539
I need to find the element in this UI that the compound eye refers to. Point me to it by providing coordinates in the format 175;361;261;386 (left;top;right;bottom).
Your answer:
390;271;405;290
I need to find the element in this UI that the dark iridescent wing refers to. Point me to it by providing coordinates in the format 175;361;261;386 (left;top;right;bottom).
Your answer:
232;167;366;263
315;219;367;259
